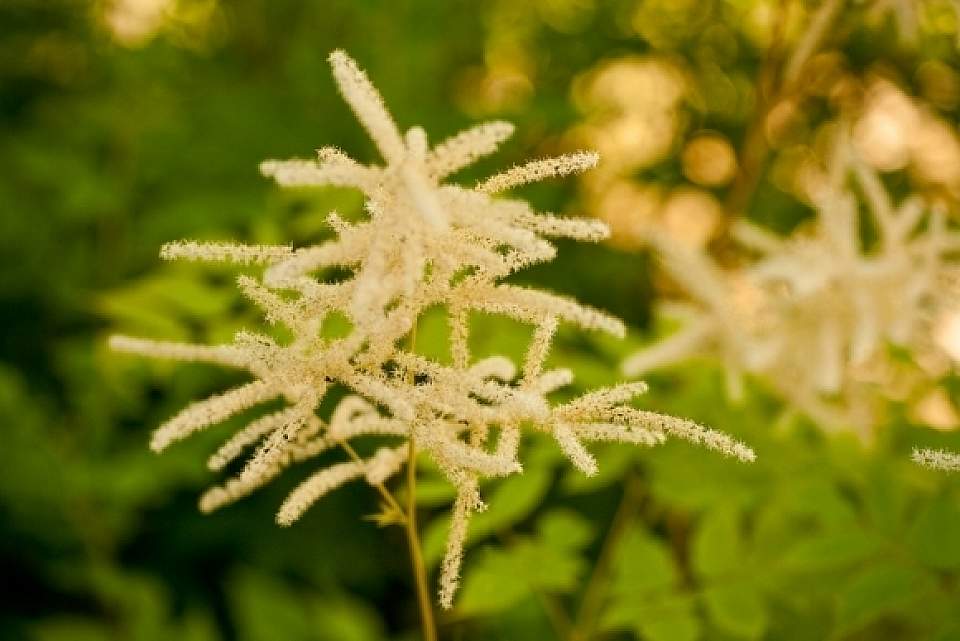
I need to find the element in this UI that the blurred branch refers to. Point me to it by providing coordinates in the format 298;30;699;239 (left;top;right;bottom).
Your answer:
783;0;846;86
537;591;574;640
724;0;846;219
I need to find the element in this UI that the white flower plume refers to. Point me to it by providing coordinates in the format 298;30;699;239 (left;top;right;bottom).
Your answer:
111;49;755;609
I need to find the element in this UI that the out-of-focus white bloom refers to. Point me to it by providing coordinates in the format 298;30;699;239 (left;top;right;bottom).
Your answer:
934;311;960;361
910;388;960;430
102;0;171;45
854;78;960;197
627;131;960;446
100;0;220;48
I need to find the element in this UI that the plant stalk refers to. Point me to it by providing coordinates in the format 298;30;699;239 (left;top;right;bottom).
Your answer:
405;438;438;641
402;320;437;641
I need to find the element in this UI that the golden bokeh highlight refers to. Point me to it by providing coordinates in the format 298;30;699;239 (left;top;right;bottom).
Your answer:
682;133;737;186
572;56;687;168
100;0;220;48
569;55;726;250
853;77;960;198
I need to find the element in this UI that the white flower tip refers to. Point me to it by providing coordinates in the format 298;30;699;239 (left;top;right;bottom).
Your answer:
489;120;516;138
609;319;627;339
912;447;960;471
259;159;279;177
579;150;600;169
198;490;224;514
158;242;179;261
107;334;130;351
327;49;350;66
591;220;612;241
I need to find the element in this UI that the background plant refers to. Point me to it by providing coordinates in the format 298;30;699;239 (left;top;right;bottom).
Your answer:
4;1;960;641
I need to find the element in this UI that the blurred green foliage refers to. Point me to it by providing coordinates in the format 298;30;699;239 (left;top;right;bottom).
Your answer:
4;1;960;640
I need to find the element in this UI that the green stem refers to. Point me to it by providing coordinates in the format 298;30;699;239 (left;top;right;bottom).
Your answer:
538;591;574;640
340;441;406;521
405;437;437;641
402;320;436;641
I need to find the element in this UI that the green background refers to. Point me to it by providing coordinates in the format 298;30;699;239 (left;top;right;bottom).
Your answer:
3;1;960;640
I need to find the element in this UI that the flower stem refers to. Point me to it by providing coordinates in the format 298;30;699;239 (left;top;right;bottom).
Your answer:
724;0;844;219
405;438;438;641
340;441;406;521
402;319;437;641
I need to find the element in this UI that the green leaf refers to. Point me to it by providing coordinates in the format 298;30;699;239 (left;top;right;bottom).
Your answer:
458;537;585;616
308;594;385;641
780;529;884;573
159;275;235;319
100;270;235;339
702;583;768;639
692;504;743;579
639;612;701;641
834;563;932;636
863;467;909;536
610;526;677;595
457;551;534;616
100;292;190;340
414;476;456;508
537;509;594;551
467;468;553;538
561;445;635;494
230;569;314;641
229;569;384;641
783;479;859;529
930;621;960;641
603;593;700;641
423;468;552;566
646;441;761;512
601;526;695;640
906;494;960;571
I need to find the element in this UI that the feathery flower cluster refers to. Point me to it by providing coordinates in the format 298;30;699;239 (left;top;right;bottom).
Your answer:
110;50;755;608
912;447;960;472
626;131;960;455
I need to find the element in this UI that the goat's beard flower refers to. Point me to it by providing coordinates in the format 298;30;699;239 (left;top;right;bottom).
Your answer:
912;447;960;471
626;130;960;456
110;50;755;608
